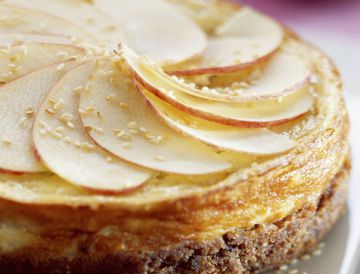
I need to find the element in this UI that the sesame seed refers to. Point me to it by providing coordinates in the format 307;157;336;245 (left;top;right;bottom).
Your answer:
106;157;113;163
121;142;132;148
127;121;137;129
64;136;72;143
19;116;27;128
288;270;298;274
119;102;129;109
106;93;116;101
39;129;47;136
53;99;64;110
51;131;62;139
301;254;311;260
2;138;11;145
19;45;27;55
25;105;35;116
45;108;56;115
10;54;20;62
67;122;75;129
279;265;288;271
154;156;164;161
56;51;69;60
56;63;65;71
313;249;322;256
81;142;95;151
72;86;84;94
55;126;65;133
116;130;132;141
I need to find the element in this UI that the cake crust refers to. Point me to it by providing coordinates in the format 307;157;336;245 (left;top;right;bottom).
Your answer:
0;159;350;274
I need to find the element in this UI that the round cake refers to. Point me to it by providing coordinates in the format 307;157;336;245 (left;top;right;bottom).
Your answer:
0;0;350;273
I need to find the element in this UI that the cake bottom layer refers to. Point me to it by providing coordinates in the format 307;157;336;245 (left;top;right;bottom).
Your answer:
0;159;350;274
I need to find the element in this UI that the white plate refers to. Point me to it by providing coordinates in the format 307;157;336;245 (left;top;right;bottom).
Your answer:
269;29;360;274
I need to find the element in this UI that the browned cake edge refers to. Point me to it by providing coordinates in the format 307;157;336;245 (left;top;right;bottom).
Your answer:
0;158;350;274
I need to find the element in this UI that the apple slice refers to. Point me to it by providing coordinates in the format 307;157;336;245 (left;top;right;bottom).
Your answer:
0;43;84;84
79;60;230;175
0;60;77;173
121;47;314;127
138;87;296;155
168;7;284;76
33;62;152;194
94;0;207;64
135;50;310;102
0;5;94;41
1;0;125;49
0;32;73;46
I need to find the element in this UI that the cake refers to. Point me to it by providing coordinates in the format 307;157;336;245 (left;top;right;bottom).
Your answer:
0;0;350;273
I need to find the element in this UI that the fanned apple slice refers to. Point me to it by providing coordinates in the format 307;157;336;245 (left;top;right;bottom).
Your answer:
0;32;73;46
139;88;296;155
122;47;310;103
0;5;94;41
79;60;230;175
121;48;313;127
2;0;125;49
168;7;284;76
94;0;207;64
0;43;84;84
0;60;77;173
33;62;152;194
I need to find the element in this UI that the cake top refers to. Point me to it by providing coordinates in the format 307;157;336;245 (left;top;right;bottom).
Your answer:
0;0;344;214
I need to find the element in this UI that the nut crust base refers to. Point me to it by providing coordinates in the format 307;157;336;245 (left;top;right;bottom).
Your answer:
0;160;350;274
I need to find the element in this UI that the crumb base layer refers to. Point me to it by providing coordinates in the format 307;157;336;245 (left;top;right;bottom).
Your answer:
0;159;350;274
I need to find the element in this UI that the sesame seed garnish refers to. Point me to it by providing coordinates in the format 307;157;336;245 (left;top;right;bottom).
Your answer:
154;156;164;161
56;63;65;71
25;105;35;116
313;249;322;256
279;265;288;271
119;102;129;109
39;129;47;136
67;122;75;129
56;51;69;60
81;142;95;151
72;86;84;94
121;142;132;148
106;157;113;163
2;138;11;145
19;117;27;128
55;126;65;133
127;121;137;129
301;254;311;260
287;270;298;274
10;54;20;62
64;136;72;143
45;108;56;115
53;99;64;110
106;93;116;101
19;45;27;55
116;130;132;141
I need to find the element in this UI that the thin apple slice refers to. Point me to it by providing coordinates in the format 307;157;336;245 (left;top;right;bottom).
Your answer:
121;47;313;127
0;60;77;173
0;43;84;84
1;0;125;49
139;88;296;155
79;60;230;175
168;7;284;76
122;46;310;103
33;62;152;194
0;5;94;41
94;0;207;64
0;32;73;46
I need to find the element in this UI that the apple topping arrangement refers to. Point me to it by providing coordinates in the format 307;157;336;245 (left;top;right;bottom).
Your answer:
0;0;316;194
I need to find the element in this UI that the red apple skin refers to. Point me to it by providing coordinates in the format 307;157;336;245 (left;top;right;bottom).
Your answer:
166;48;276;77
130;69;310;128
